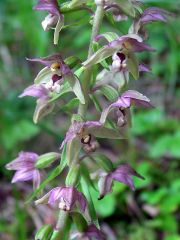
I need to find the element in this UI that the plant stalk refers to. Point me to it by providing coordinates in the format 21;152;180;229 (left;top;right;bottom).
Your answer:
78;5;104;118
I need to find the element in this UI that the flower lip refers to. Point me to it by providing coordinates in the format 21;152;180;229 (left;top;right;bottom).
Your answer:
116;52;126;62
52;74;62;83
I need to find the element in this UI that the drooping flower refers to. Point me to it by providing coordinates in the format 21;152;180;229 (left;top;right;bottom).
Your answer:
82;33;155;81
98;164;145;199
35;186;87;212
20;54;85;123
129;7;172;38
60;120;125;151
100;90;152;126
70;224;105;240
6;151;41;188
27;54;85;103
34;0;64;44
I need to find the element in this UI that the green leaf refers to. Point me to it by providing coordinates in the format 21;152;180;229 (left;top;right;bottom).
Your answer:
80;175;99;226
35;224;53;240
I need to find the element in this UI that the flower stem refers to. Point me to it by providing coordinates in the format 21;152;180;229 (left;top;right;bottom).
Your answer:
78;5;104;118
52;5;104;239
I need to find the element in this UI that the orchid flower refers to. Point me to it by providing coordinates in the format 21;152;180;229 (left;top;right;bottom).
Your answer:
129;7;172;38
35;186;87;212
6;152;41;188
19;54;85;123
98;164;145;199
34;0;64;44
100;90;152;126
60;120;125;151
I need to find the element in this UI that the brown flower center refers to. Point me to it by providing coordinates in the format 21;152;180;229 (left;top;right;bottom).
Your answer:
50;62;61;71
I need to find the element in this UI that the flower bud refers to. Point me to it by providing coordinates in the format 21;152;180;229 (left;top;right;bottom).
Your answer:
65;164;80;187
35;152;60;169
35;224;53;240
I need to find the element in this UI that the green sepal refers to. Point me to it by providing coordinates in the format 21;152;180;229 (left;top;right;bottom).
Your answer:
35;152;60;169
64;74;85;104
35;224;53;240
127;52;139;80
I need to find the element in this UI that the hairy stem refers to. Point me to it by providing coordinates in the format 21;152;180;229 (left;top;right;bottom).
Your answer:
78;5;104;118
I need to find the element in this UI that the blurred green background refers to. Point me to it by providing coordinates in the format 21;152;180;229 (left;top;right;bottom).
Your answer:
0;0;180;239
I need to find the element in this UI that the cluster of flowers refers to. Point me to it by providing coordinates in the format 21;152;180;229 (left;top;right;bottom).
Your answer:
6;0;170;239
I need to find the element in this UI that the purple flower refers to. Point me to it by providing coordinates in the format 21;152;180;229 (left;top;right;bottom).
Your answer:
140;7;170;24
19;84;49;99
6;151;41;188
98;164;145;199
26;54;85;104
100;90;152;126
71;224;105;240
60;121;101;150
35;186;87;212
83;33;155;68
129;7;172;38
34;0;64;44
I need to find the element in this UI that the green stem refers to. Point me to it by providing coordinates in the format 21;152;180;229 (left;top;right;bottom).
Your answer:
78;5;104;118
51;4;104;239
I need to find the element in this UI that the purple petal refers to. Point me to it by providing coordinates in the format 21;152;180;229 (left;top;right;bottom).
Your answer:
26;54;63;67
33;169;41;189
110;164;145;190
6;151;38;170
139;63;151;72
76;192;87;212
19;84;48;99
141;7;169;24
33;0;60;16
121;90;151;107
108;36;155;52
111;97;131;109
48;187;63;204
11;169;34;183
